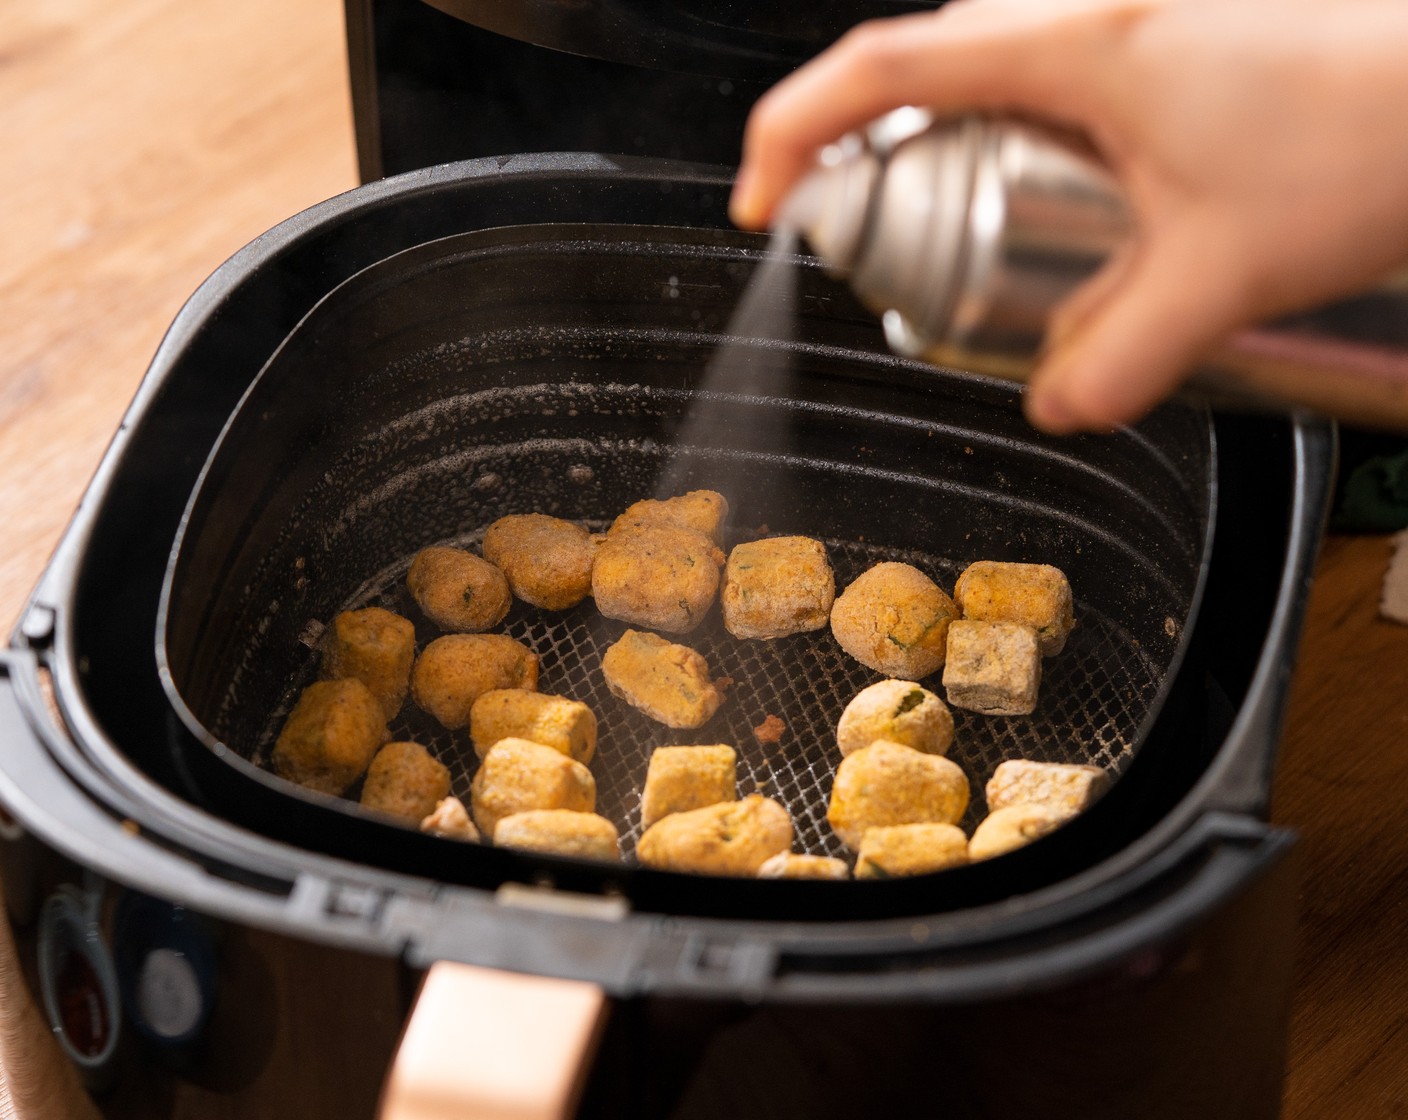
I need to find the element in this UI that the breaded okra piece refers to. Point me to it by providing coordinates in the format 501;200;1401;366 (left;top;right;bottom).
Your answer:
420;796;480;842
359;741;450;823
592;523;724;633
640;745;737;829
757;853;851;880
835;679;954;758
854;823;969;878
411;634;538;729
953;560;1075;656
942;620;1042;716
470;738;596;838
601;629;725;728
829;562;958;679
721;535;835;639
273;679;388;796
969;803;1068;861
985;760;1109;816
827;740;970;850
494;810;621;861
636;795;792;876
609;490;729;545
320;606;417;721
470;689;598;765
406;545;512;632
482;513;598;611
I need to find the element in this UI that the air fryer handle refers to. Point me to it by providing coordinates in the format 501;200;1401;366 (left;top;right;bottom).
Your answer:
379;962;608;1120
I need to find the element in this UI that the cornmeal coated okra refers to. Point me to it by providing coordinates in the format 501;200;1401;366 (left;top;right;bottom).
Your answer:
412;634;539;730
721;535;835;640
854;823;969;878
757;853;851;880
636;795;792;876
640;745;737;829
320;606;416;721
470;689;598;765
953;561;1075;656
273;678;388;796
494;810;621;861
482;513;598;611
985;760;1109;816
830;562;958;680
470;738;596;838
827;740;970;850
420;796;480;842
835;679;954;758
601;629;725;728
609;490;729;545
969;803;1068;861
593;523;724;634
359;741;450;823
942;620;1042;716
406;545;512;632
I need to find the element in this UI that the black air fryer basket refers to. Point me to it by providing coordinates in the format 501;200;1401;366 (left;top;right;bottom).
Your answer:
2;154;1331;1119
157;211;1214;920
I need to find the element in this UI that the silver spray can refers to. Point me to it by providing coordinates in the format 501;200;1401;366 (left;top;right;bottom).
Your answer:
780;109;1408;430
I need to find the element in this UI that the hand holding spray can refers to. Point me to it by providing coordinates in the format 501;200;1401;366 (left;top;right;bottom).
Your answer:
779;109;1408;431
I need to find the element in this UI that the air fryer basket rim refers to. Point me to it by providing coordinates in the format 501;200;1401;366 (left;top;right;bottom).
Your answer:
154;206;1215;918
4;155;1327;992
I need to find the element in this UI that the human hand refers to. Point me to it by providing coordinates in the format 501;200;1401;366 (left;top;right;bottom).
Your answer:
731;0;1408;433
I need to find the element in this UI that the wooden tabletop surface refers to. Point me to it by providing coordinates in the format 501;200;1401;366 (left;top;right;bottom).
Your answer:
2;1;1407;1116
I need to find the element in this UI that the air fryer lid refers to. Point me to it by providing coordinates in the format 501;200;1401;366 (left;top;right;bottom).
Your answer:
158;220;1213;919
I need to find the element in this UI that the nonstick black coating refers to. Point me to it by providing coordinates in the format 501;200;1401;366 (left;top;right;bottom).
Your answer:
160;223;1212;890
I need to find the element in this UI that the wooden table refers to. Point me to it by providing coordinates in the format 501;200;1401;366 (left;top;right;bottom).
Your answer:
1;1;1406;1115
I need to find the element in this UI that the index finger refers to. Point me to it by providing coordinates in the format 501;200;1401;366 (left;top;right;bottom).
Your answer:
729;2;1122;229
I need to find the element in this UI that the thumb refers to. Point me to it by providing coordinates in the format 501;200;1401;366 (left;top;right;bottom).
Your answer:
1024;230;1248;433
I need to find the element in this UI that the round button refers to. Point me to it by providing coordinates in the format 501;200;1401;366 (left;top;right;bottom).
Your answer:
135;948;204;1040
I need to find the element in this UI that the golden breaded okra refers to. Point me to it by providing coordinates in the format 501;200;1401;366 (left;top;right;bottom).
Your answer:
407;545;512;632
721;535;835;639
640;745;737;829
942;620;1042;716
985;760;1108;816
855;823;969;878
360;741;450;823
469;737;596;837
830;562;957;679
494;810;621;861
470;689;598;765
827;740;970;850
321;606;416;721
835;679;954;758
273;679;388;796
637;795;792;876
968;803;1068;861
953;561;1074;656
601;629;724;728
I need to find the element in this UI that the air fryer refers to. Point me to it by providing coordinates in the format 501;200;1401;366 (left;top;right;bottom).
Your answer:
344;0;942;179
1;154;1330;1119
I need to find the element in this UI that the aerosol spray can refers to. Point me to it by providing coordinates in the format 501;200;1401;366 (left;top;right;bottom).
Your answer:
779;109;1408;430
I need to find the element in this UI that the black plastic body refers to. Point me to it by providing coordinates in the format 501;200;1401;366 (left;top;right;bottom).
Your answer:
0;156;1332;1117
343;0;937;180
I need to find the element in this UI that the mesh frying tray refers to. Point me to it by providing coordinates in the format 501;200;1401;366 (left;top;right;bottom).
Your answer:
159;223;1212;900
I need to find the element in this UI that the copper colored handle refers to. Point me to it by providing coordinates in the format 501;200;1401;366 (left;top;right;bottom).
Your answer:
1195;327;1408;431
379;962;608;1120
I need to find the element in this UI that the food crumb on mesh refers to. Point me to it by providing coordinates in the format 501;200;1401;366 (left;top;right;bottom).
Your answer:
753;713;786;745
